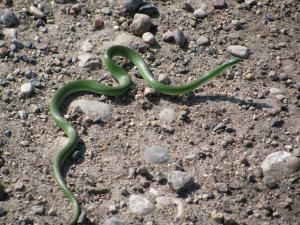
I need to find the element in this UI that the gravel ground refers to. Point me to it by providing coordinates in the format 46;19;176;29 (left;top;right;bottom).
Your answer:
1;0;300;225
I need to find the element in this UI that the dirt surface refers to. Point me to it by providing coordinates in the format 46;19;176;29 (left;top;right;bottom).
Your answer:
1;0;300;225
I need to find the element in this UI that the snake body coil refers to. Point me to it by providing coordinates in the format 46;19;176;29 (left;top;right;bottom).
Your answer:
49;45;241;224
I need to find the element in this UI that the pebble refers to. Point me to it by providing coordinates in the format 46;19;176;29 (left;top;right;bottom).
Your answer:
211;210;224;223
227;45;250;59
269;87;284;96
0;47;9;58
31;205;45;215
69;99;113;120
168;170;194;193
81;39;93;52
158;74;171;84
138;4;159;17
0;9;18;27
20;140;30;147
215;183;229;193
262;176;279;189
173;28;186;47
78;54;100;70
129;195;155;215
159;108;176;123
20;83;34;96
142;32;156;45
14;181;25;191
144;145;170;164
104;217;125;225
162;31;174;43
77;211;87;224
194;7;208;19
196;36;210;46
29;6;45;19
92;16;104;30
123;0;142;11
213;0;227;9
144;87;156;96
261;151;300;177
130;13;151;36
0;207;5;217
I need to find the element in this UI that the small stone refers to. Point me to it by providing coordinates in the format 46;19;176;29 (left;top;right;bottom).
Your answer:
270;119;284;128
0;47;9;58
104;217;125;225
168;171;194;193
142;32;156;45
144;87;156;96
1;9;18;27
69;99;112;120
173;28;186;47
224;215;238;225
194;8;208;19
32;205;45;216
162;31;174;43
261;151;300;177
158;74;171;84
144;145;170;164
130;13;151;36
138;4;159;17
123;0;142;11
129;195;155;215
227;45;250;59
20;140;30;147
159;108;176;123
77;211;87;224
263;176;279;189
81;39;93;52
14;181;25;191
197;36;210;46
48;208;57;216
211;210;224;223
215;183;229;193
213;0;227;9
29;6;45;19
92;16;104;30
0;207;5;217
78;54;100;70
269;87;284;96
20;83;33;96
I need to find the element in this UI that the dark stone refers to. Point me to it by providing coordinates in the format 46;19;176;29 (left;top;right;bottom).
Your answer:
138;4;159;17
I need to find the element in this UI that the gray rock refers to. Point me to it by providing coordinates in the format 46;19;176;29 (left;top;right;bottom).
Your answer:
215;183;229;193
69;99;113;120
123;0;142;11
261;151;300;177
0;207;5;217
129;195;155;215
130;13;151;36
18;110;28;120
104;217;125;225
29;6;45;19
194;8;208;19
0;9;18;27
263;176;279;189
31;205;45;215
168;171;194;193
0;47;9;58
144;145;170;164
77;211;87;224
158;74;171;84
54;0;71;3
197;36;210;46
78;54;100;70
174;29;186;47
20;83;34;96
227;45;250;59
159;108;176;123
213;0;227;9
162;31;175;43
211;210;224;223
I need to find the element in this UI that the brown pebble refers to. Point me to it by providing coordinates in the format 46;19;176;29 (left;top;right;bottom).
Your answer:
92;16;104;30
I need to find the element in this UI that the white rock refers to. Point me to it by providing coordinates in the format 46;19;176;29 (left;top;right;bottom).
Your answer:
269;87;284;96
78;54;100;69
159;108;176;123
194;8;208;19
227;45;250;59
69;99;113;120
129;195;155;215
81;39;93;52
142;32;156;45
20;83;33;96
29;6;45;19
261;151;300;177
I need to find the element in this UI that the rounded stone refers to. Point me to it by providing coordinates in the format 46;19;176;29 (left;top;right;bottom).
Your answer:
130;13;151;36
123;0;142;11
20;83;33;96
129;195;155;215
174;29;186;47
142;32;156;45
159;108;176;123
144;145;170;164
227;45;250;59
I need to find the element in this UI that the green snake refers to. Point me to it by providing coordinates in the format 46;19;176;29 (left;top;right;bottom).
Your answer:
49;45;241;224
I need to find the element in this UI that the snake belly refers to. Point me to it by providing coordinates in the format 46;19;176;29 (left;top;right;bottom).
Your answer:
49;45;241;225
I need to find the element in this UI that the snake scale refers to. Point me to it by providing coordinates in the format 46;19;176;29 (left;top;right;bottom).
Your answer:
49;45;241;224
